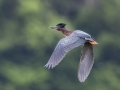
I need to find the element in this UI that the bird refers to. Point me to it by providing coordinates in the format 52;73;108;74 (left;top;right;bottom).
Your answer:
45;23;98;82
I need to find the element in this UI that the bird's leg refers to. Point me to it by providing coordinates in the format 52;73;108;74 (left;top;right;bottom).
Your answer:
88;41;98;45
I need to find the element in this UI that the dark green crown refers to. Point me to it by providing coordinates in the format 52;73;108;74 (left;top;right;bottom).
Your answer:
56;23;66;28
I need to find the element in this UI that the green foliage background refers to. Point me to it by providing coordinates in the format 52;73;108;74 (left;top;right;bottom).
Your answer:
0;0;120;90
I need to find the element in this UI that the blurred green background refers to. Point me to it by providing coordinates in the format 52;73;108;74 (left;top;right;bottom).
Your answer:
0;0;120;90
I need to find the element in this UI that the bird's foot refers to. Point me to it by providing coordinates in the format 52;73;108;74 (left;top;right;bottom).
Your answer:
88;41;98;45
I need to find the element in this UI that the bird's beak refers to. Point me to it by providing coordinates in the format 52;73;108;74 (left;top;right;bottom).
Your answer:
49;26;58;30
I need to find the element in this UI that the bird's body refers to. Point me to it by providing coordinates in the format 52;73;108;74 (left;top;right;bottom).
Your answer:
45;23;98;82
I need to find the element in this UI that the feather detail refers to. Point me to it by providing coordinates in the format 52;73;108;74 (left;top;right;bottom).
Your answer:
78;42;94;82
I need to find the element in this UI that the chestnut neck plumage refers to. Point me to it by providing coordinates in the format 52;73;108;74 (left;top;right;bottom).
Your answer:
57;28;73;36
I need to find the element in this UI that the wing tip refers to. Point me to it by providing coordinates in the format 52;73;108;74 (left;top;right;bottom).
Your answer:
44;64;54;69
78;76;86;83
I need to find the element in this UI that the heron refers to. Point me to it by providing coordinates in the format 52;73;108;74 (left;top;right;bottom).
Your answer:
45;23;98;82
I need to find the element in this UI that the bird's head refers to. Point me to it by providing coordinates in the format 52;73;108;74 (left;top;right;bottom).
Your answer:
49;23;66;31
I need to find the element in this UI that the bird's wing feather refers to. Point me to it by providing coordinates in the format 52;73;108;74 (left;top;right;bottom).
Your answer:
45;36;85;69
78;42;94;82
74;30;91;38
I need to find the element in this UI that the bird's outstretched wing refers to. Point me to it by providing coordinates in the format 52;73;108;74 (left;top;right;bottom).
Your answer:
78;42;94;82
45;36;85;69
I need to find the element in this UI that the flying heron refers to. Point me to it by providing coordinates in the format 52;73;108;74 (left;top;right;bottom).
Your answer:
45;23;98;82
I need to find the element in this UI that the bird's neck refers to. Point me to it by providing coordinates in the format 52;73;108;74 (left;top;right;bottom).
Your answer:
59;28;73;36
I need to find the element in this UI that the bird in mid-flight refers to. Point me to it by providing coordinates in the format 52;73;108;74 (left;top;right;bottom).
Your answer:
45;23;98;82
